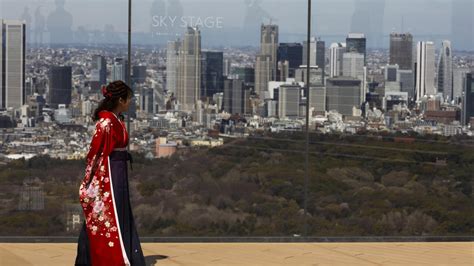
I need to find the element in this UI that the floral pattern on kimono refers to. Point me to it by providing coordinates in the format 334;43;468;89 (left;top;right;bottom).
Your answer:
78;110;130;266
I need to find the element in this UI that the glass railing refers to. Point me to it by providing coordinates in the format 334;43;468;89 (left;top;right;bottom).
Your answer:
0;0;472;241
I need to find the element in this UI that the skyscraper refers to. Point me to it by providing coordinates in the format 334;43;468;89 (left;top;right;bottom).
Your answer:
48;66;72;109
201;51;224;98
260;24;279;80
302;37;325;68
277;43;303;78
389;33;413;70
415;41;436;100
1;20;26;110
326;77;362;116
278;84;301;119
166;40;180;94
176;27;201;112
132;65;147;85
91;55;107;86
437;40;453;100
223;79;247;115
255;54;272;98
112;58;130;86
330;42;346;78
346;33;366;65
462;73;474;125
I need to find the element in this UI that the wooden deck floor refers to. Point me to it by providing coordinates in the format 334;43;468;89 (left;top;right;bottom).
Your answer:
0;242;472;265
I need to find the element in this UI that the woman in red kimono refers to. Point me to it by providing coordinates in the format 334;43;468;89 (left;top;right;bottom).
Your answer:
75;80;146;266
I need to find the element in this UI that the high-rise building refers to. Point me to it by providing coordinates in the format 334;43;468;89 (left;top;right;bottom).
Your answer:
260;24;279;80
201;51;224;98
326;77;362;116
231;67;255;86
399;69;415;100
140;87;155;114
415;41;436;100
462;73;474;125
166;40;180;94
0;19;26;110
330;42;346;78
278;61;289;82
255;54;272;98
346;33;366;65
223;58;231;77
176;27;201;112
437;40;453;100
278;84;301;119
309;85;326;113
453;68;471;101
112;58;130;86
48;66;72;109
223;79;247;115
91;55;107;86
277;43;303;78
389;33;413;70
302;37;325;68
132;65;147;85
343;52;365;79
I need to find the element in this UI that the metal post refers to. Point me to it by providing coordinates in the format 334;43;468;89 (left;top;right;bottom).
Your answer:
303;0;312;237
127;0;132;152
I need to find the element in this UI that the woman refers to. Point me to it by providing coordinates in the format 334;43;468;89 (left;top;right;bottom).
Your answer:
75;80;146;266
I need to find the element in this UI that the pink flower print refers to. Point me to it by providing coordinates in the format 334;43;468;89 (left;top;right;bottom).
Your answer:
93;201;105;214
86;184;99;198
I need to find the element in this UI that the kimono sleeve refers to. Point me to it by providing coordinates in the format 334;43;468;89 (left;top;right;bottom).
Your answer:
83;118;116;188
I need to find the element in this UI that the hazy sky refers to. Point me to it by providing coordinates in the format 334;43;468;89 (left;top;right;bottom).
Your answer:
1;0;473;49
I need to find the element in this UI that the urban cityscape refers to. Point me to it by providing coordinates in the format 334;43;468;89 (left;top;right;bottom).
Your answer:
0;0;473;240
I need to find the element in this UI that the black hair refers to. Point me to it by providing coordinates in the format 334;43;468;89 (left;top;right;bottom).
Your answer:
92;80;133;122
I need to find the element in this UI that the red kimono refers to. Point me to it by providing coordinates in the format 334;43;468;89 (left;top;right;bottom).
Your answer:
78;110;131;265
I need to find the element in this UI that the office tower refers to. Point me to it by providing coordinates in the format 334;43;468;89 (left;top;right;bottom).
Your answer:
385;64;399;82
384;64;402;94
277;43;303;78
278;84;301;119
309;85;326;113
389;33;413;70
166;40;180;94
140;87;155;114
462;73;474;125
399;69;415;100
437;40;453;100
176;27;201;112
255;54;271;97
343;52;365;79
326;77;362;116
231;67;255;86
223;79;246;115
48;66;72;109
112;58;130;86
201;51;224;98
302;37;325;68
415;41;436;100
223;58;231;77
278;61;289;81
0;20;26;110
330;43;346;78
346;33;366;65
132;65;147;84
453;68;471;101
260;24;279;80
91;55;107;86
